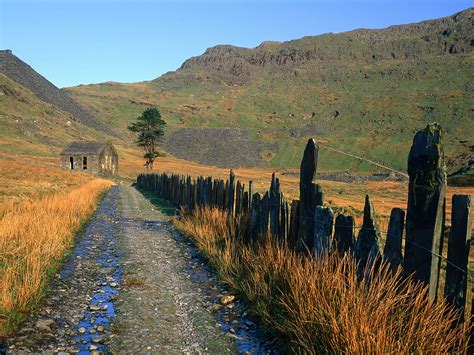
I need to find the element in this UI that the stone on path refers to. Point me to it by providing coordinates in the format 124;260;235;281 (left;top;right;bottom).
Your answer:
220;295;235;305
35;319;54;332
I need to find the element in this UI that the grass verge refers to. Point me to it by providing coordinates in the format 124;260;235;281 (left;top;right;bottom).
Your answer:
0;179;112;337
173;206;471;353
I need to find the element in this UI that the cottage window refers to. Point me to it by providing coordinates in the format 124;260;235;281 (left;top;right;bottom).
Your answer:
69;157;74;169
83;156;88;170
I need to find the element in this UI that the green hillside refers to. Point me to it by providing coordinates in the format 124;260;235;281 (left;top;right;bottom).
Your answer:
66;8;473;173
0;73;112;157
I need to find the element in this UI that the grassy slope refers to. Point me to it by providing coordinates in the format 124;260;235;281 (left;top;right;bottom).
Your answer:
0;73;150;181
65;9;474;173
0;73;114;157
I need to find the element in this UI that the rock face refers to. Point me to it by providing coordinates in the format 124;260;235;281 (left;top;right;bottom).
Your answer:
404;123;446;298
177;8;473;80
0;50;114;136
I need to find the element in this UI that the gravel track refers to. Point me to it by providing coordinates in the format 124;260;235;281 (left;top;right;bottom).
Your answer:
5;186;272;353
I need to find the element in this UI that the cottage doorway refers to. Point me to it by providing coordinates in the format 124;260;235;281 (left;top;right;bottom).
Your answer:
69;157;74;169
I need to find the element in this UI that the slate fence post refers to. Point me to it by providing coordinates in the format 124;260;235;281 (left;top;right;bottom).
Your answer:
297;139;319;253
444;194;471;319
404;123;446;300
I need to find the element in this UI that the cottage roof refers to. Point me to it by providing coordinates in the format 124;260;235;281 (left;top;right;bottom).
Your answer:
60;141;107;155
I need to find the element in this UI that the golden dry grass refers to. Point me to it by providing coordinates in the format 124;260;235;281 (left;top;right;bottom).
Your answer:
174;206;471;353
0;155;94;218
0;163;112;336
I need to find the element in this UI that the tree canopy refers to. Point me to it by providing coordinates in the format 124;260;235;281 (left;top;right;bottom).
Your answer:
128;107;166;170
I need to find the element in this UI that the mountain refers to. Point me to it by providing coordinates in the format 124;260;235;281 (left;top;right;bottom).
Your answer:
0;50;116;137
179;8;472;76
66;8;473;173
0;50;119;157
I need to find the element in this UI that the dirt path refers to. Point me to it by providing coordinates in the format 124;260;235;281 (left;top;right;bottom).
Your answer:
5;186;272;353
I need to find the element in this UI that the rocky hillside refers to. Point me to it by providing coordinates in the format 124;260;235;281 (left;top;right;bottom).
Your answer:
67;8;473;173
0;50;115;137
0;51;125;157
179;8;472;79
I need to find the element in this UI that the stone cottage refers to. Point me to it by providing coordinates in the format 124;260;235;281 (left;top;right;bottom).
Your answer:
60;141;118;176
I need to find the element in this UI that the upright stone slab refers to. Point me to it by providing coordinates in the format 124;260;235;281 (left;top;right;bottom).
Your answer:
383;208;405;272
206;177;213;207
297;138;319;253
444;195;471;318
313;206;334;256
242;191;249;214
280;194;288;242
186;176;192;208
235;181;242;216
288;200;300;248
248;181;253;212
354;195;381;270
269;174;281;238
312;183;324;207
404;123;446;299
224;180;229;211
332;215;355;256
249;193;262;240
261;192;270;239
228;170;235;215
217;180;225;210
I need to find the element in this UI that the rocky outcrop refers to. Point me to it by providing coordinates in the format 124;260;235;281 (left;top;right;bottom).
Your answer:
176;8;473;79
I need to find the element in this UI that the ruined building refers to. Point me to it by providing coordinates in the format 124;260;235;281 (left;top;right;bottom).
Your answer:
60;141;118;176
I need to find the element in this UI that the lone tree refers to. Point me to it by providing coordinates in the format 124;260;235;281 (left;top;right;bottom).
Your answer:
128;107;166;170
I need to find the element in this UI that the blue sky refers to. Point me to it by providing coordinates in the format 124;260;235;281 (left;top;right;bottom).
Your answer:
0;0;471;87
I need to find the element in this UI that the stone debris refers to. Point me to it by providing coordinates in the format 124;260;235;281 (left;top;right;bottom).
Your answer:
220;295;235;305
35;319;54;332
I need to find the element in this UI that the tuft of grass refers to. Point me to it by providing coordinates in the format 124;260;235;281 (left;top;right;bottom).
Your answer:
174;206;471;353
0;179;112;337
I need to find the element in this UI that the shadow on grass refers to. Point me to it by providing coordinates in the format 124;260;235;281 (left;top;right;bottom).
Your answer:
135;187;177;218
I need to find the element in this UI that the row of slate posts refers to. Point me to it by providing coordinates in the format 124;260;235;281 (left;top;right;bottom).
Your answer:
136;123;472;326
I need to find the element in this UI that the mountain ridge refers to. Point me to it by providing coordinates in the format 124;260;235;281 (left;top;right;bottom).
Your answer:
0;50;116;137
61;8;474;174
177;8;472;83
